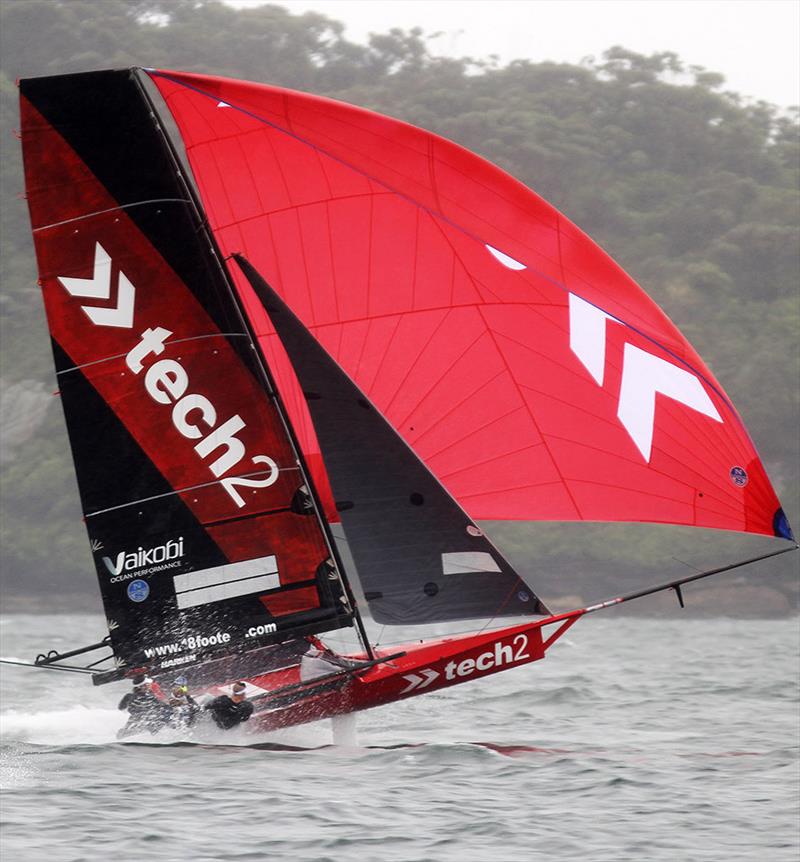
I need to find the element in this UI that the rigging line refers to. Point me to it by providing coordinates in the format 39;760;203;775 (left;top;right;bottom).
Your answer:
0;659;96;675
576;543;799;615
475;571;547;636
147;69;741;423
32;198;192;232
85;653;116;669
56;332;250;375
86;464;300;517
374;621;532;647
671;556;705;574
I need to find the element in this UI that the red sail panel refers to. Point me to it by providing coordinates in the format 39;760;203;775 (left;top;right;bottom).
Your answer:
19;72;352;667
149;69;788;539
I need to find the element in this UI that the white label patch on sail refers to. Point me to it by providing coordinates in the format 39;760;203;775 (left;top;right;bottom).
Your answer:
173;555;279;610
441;552;502;575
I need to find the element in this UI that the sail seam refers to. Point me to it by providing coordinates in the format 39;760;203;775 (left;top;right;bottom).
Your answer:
375;315;451;421
390;312;485;427
476;306;583;518
516;380;748;500
419;402;530;461
407;367;511;453
294;206;317;327
324;200;342;325
456;478;568;499
202;505;293;529
437;442;550;481
363;314;405;402
253;300;559;333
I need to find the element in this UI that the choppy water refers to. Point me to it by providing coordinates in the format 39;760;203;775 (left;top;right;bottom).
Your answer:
1;613;798;861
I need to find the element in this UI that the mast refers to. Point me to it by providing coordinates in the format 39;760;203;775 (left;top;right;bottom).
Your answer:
131;69;375;659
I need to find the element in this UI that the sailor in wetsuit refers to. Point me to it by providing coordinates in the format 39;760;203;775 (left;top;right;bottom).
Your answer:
204;681;254;730
117;673;173;737
300;635;369;681
167;684;200;729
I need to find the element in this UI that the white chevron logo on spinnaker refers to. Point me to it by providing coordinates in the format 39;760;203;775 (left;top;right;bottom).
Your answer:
568;293;721;461
58;242;135;328
400;668;439;693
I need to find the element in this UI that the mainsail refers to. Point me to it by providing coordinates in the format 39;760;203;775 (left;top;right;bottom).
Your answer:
19;70;355;670
149;69;790;541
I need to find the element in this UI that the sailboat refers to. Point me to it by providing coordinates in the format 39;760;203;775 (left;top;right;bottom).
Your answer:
15;68;795;733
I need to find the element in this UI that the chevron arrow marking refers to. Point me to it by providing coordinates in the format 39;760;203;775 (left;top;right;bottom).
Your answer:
569;293;619;385
617;344;722;461
569;292;722;462
400;668;439;694
58;242;136;329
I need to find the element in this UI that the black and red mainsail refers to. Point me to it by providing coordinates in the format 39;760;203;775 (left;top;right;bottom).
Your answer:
19;70;356;671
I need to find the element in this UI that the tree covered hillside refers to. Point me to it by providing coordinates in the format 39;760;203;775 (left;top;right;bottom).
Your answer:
0;0;797;609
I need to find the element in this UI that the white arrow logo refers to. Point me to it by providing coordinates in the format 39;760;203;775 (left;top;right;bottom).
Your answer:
569;293;721;461
58;242;136;329
617;344;721;460
400;668;439;693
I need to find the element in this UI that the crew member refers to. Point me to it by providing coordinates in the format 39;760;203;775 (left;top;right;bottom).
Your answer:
168;684;200;729
117;673;173;737
204;681;254;730
300;636;369;681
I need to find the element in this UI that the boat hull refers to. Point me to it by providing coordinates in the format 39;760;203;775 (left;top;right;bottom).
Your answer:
242;621;566;732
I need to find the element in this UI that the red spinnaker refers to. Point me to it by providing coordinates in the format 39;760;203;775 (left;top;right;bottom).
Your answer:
150;70;787;539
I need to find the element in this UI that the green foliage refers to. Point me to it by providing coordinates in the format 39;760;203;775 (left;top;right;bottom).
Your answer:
0;2;797;601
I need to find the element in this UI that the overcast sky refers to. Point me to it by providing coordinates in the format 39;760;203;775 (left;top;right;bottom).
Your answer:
229;0;800;107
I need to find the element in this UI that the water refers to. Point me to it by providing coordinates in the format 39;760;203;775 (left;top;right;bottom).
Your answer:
1;614;798;861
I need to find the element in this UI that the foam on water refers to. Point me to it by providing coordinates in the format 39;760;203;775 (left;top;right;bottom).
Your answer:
0;705;125;745
0;703;336;750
